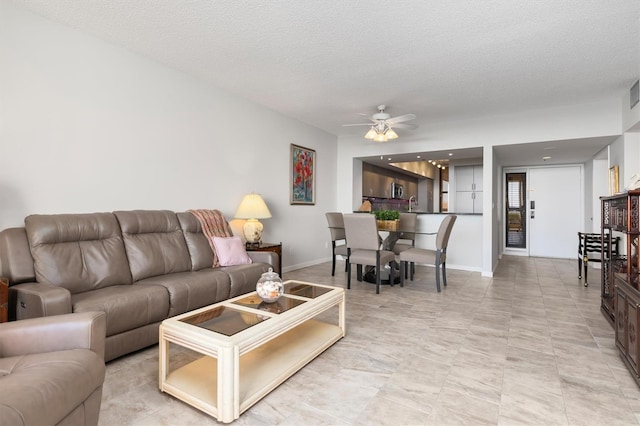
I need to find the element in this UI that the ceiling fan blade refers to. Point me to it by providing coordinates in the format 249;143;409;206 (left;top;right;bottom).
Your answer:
391;123;418;130
386;113;416;124
342;123;374;127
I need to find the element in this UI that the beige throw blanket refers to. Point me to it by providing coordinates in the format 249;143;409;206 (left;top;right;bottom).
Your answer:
188;209;233;267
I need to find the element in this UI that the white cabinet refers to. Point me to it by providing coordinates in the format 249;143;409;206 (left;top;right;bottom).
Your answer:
454;165;483;213
456;165;483;191
455;190;483;214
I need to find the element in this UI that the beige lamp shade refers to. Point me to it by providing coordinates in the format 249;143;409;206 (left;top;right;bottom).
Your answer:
235;193;272;244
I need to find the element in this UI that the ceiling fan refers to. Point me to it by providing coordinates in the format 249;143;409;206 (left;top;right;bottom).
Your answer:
342;105;417;142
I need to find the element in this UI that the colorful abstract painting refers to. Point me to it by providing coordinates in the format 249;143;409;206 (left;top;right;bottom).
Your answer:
290;144;316;205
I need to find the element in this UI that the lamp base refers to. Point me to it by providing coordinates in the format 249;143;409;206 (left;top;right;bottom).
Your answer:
243;219;263;244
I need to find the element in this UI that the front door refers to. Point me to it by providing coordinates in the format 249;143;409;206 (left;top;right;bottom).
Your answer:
529;166;582;258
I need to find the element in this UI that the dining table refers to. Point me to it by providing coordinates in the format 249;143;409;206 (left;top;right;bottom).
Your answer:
328;222;437;285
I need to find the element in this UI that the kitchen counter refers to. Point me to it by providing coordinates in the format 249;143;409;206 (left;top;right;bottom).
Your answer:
411;211;482;215
354;211;482;216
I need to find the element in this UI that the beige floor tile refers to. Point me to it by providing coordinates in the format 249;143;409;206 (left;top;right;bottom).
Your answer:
98;257;640;426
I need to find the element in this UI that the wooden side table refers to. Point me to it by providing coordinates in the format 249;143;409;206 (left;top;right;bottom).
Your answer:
246;242;282;274
0;277;8;323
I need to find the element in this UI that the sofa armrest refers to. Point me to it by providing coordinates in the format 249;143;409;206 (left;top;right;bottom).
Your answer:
0;311;106;359
12;282;72;319
247;252;280;274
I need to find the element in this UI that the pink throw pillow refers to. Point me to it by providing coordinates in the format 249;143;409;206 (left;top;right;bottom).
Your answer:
211;236;253;267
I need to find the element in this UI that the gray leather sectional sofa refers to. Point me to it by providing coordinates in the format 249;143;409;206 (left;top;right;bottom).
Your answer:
0;210;278;361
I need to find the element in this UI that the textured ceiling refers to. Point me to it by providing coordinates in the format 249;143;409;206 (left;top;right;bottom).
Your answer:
9;0;640;170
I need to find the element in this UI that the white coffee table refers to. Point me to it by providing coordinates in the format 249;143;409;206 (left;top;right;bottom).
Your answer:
159;280;345;423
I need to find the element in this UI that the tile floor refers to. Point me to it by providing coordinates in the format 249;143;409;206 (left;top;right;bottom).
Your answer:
99;256;640;425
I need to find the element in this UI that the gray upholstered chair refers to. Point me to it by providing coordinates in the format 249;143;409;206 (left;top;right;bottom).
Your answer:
399;215;457;292
392;213;417;278
392;213;417;255
343;213;396;294
325;212;349;276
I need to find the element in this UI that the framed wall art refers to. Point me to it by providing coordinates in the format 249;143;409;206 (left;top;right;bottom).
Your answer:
290;144;316;205
609;165;619;195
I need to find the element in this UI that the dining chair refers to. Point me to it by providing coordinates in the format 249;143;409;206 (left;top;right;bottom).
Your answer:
399;215;457;292
392;213;417;278
392;213;417;254
325;212;349;276
343;213;396;294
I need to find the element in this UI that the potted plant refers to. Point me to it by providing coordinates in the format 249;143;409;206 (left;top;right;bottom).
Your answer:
373;210;400;231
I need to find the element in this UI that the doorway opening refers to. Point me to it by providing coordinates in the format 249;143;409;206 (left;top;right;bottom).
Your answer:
440;167;449;212
506;172;526;248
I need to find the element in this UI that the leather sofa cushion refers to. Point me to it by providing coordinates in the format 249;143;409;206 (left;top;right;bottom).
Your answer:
176;212;216;271
115;210;191;281
25;213;132;293
221;263;270;297
0;227;36;284
0;349;105;426
137;270;231;317
72;285;169;336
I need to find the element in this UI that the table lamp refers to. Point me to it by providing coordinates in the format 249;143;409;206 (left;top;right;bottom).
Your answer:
235;193;272;244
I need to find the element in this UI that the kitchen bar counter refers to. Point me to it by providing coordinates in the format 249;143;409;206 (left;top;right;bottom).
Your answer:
411;212;482;215
353;211;482;216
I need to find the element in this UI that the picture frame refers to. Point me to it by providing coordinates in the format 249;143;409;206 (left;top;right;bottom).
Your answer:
290;144;316;205
609;165;619;195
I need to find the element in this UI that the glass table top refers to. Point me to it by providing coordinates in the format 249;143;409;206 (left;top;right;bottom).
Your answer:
232;293;306;313
284;282;332;298
178;282;335;337
180;305;268;336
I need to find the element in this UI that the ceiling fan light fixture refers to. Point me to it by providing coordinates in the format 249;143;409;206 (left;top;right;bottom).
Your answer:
346;105;416;143
364;127;377;139
386;128;398;139
373;133;387;143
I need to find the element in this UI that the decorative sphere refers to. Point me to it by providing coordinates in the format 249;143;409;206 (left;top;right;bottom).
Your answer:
256;268;284;303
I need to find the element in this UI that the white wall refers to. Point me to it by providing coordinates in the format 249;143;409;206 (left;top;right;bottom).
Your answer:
337;99;623;275
0;2;338;272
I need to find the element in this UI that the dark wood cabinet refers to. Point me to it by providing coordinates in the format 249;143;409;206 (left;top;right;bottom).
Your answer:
601;191;640;324
616;278;640;378
603;190;640;384
617;288;628;353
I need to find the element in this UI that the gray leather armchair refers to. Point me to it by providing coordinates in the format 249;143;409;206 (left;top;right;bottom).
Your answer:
0;311;107;426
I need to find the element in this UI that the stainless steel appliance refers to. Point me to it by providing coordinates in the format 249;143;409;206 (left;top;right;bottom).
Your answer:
391;182;404;199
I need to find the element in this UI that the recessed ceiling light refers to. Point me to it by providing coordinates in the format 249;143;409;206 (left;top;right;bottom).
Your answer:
543;156;552;160
416;155;421;159
448;153;453;156
388;157;392;161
